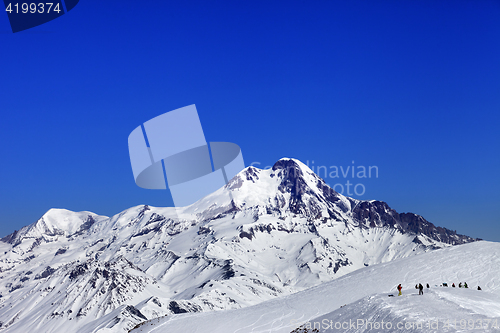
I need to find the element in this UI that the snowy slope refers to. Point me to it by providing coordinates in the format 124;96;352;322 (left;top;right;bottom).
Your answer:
131;241;500;333
0;158;479;332
293;288;500;333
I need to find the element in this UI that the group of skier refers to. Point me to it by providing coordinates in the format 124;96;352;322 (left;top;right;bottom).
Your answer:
448;282;478;289
396;282;482;296
450;282;481;290
396;283;428;296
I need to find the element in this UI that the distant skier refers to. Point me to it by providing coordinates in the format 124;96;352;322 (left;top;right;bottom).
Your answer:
426;283;429;288
459;282;462;288
397;284;402;296
452;283;455;287
418;283;424;295
478;286;482;290
464;282;468;288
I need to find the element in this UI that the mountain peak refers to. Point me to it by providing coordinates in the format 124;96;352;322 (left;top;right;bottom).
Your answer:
204;157;347;220
36;208;107;235
272;157;306;170
1;209;108;246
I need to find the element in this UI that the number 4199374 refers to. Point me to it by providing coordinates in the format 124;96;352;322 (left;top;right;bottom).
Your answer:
5;3;62;14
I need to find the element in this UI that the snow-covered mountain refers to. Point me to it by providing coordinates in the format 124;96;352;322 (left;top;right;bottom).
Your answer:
0;158;478;332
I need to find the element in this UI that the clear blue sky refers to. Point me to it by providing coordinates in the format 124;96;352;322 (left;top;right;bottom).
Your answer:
0;1;499;241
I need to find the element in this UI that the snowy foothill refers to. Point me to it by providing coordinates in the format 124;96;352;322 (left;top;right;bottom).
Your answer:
131;241;500;333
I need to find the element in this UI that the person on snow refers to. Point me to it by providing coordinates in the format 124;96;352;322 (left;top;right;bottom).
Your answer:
397;284;402;296
464;282;468;288
452;283;456;287
418;283;424;295
459;282;462;288
426;283;429;288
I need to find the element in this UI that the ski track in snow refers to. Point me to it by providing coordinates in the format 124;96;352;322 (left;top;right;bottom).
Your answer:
310;288;500;333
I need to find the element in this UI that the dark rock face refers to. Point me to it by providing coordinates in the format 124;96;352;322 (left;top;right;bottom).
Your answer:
273;160;321;216
270;159;478;246
239;231;253;241
220;260;235;280
55;248;67;256
0;230;19;244
69;262;89;280
167;301;202;314
349;200;479;245
333;259;350;274
350;200;400;228
243;167;260;183
168;301;188;314
274;159;307;197
70;215;97;237
124;305;147;321
34;266;55;280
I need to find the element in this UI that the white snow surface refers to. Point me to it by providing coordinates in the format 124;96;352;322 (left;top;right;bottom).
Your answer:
131;241;500;333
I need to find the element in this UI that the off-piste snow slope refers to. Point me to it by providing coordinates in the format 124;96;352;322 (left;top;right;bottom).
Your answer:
0;159;479;332
131;241;500;333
